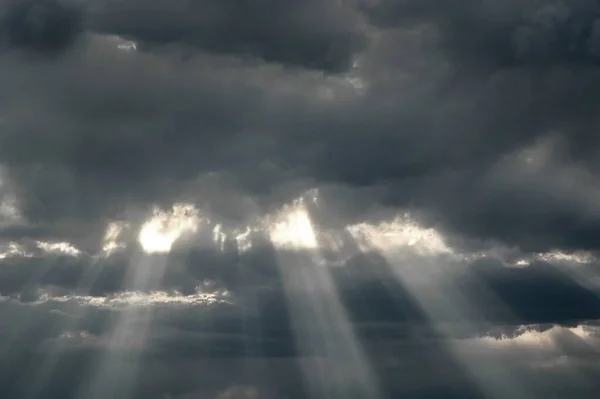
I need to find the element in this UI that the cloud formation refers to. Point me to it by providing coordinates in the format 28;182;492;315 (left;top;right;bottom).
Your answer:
2;0;600;397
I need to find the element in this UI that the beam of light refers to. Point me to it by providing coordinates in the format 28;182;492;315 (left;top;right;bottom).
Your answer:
268;196;381;399
80;203;205;399
348;215;532;399
26;220;133;399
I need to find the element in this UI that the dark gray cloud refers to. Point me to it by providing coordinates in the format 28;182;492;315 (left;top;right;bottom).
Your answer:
0;0;82;53
2;0;600;397
86;0;368;72
1;0;600;253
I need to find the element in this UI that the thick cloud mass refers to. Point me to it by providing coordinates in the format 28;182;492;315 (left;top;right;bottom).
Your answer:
87;0;367;72
2;0;600;398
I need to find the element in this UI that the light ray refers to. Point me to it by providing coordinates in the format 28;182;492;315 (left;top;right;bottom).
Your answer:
80;203;205;399
348;215;532;399
268;196;381;399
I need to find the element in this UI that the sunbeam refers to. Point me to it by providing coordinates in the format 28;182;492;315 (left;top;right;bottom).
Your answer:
268;195;381;399
348;215;533;399
79;204;205;399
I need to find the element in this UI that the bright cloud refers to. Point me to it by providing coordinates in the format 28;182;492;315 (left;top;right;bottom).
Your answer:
36;241;81;256
347;214;451;255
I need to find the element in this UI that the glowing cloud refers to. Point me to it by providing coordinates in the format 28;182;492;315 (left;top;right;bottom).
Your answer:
138;203;204;254
347;214;451;255
31;288;230;308
0;242;31;259
36;241;81;256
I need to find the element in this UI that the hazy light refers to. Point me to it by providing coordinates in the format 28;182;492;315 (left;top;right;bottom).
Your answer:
352;215;530;398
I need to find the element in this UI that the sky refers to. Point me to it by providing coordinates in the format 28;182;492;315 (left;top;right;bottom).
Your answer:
2;0;600;397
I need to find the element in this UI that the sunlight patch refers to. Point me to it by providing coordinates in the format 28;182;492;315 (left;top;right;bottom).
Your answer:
139;203;205;254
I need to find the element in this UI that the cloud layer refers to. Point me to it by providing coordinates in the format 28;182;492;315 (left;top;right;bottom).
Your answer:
2;0;600;397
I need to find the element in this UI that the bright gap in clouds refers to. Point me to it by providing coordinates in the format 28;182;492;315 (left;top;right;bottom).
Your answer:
138;203;203;253
268;200;318;250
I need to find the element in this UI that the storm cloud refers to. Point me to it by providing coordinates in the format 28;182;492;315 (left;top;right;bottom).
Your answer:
2;0;600;397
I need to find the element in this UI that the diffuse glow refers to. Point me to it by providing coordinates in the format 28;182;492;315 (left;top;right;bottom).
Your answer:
267;195;382;399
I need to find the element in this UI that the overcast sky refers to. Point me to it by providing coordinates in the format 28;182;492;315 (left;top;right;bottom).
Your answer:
2;0;600;398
